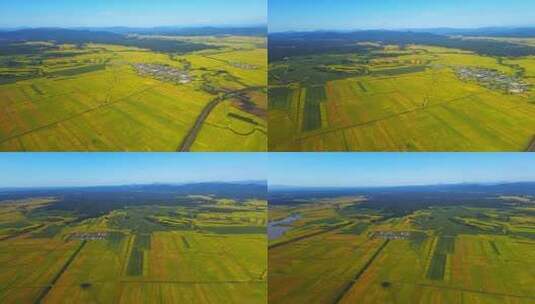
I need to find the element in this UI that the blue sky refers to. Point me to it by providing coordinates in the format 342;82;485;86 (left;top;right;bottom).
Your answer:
0;153;267;188
269;153;535;188
269;0;535;32
0;0;266;28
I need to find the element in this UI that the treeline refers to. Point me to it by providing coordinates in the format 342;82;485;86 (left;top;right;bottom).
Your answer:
0;28;217;54
148;26;267;37
73;26;267;37
0;182;267;217
268;34;372;62
269;182;535;216
444;27;535;38
0;42;57;56
271;191;516;217
111;26;267;37
269;30;535;61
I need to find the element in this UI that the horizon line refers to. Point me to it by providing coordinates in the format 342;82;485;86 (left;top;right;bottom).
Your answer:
268;180;535;190
0;180;268;191
268;24;535;34
0;23;268;30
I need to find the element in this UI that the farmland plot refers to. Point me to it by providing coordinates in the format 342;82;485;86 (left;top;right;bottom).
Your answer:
269;44;535;151
0;36;267;151
0;197;267;304
269;199;535;304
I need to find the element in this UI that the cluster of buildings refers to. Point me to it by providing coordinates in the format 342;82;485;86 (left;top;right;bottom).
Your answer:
69;232;108;241
368;230;411;240
133;63;191;84
229;61;258;70
456;67;530;94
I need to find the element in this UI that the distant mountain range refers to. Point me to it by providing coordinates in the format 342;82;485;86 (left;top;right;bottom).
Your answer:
0;25;267;38
269;181;535;194
268;28;535;61
269;182;535;213
0;26;266;54
0;28;125;43
0;181;267;202
408;26;535;37
0;181;267;218
0;181;266;193
271;26;535;38
83;26;267;36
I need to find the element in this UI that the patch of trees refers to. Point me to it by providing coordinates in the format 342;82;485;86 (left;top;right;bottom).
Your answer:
268;36;372;62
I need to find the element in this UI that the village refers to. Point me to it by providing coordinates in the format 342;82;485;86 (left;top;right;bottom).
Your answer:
368;230;411;240
133;63;191;84
69;232;108;241
455;67;530;94
229;61;258;70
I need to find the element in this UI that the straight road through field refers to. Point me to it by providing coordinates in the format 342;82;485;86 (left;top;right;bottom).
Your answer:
268;222;352;250
335;240;390;304
527;136;535;152
177;86;263;152
33;240;87;304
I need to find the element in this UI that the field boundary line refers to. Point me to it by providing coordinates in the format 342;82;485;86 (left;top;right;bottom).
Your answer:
394;281;535;300
33;240;87;304
0;84;163;145
296;93;479;142
0;224;45;241
177;86;264;151
334;240;390;304
268;222;352;250
121;235;135;276
526;136;535;152
203;121;267;137
213;237;256;280
119;280;265;285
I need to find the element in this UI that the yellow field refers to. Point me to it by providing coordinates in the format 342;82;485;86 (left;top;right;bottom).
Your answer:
0;36;267;151
0;197;267;303
269;44;535;151
269;201;535;304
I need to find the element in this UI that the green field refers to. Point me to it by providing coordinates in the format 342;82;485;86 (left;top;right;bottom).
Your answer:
269;43;535;151
268;196;535;304
0;196;267;303
0;36;267;151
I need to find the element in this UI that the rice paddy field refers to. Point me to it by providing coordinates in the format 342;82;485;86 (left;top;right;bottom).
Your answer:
269;43;535;151
0;196;267;303
0;36;267;151
268;197;535;304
